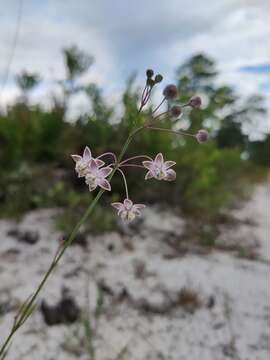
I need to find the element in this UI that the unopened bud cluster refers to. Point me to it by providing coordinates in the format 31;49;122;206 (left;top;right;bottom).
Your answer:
146;69;163;87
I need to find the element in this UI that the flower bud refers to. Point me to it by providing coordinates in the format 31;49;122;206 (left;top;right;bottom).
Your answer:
163;84;178;100
189;96;202;108
154;74;163;83
170;105;182;118
146;69;154;79
146;78;155;87
196;129;208;144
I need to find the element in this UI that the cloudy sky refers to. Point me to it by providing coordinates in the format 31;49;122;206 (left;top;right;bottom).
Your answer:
0;0;270;113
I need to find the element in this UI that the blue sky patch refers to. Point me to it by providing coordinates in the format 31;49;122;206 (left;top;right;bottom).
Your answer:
240;64;270;73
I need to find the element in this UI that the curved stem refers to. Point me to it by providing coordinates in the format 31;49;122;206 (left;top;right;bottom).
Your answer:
116;126;144;165
145;126;196;138
152;97;165;114
96;152;117;163
119;164;145;169
120;155;152;165
153;111;169;120
117;168;129;199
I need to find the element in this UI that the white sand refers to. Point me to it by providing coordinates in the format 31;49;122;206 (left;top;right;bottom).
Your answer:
0;181;270;360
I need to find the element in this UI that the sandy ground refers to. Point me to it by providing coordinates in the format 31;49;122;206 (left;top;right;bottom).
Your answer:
1;181;270;360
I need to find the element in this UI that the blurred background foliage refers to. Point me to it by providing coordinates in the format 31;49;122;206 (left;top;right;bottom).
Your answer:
0;46;269;234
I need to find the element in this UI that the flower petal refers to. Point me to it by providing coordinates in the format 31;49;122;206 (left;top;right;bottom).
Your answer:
145;170;154;180
164;161;176;169
89;159;98;172
164;169;176;181
133;204;146;214
123;199;133;209
133;204;146;210
142;160;154;170
111;202;124;211
88;183;97;192
71;155;82;163
83;146;92;161
154;153;164;164
99;166;113;178
95;159;105;167
99;179;111;191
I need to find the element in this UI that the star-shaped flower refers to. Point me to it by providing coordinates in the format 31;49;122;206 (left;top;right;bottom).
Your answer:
85;159;112;192
142;153;176;181
71;146;105;177
111;199;146;222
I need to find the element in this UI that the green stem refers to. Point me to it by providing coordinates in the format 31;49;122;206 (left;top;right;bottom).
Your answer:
145;125;196;138
0;126;143;358
0;332;14;360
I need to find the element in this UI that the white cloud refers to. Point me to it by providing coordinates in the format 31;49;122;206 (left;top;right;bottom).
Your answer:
163;1;270;99
0;0;269;116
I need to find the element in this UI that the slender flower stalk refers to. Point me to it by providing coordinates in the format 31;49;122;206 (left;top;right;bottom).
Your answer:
119;155;152;166
153;111;169;119
141;84;148;104
96;152;117;163
141;88;152;108
145;125;196;138
0;69;208;358
117;168;129;199
119;164;145;169
152;97;166;114
146;126;209;144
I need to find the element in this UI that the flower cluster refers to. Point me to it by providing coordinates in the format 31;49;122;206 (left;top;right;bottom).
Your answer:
71;147;112;191
71;69;209;222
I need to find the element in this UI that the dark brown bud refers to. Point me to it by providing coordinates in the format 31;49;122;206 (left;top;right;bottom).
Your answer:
146;69;154;79
154;74;163;83
163;84;178;100
189;96;202;108
146;78;155;87
170;105;182;118
196;129;208;144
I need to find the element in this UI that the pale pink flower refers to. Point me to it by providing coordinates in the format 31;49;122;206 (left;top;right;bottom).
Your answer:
85;159;112;191
71;146;105;177
111;199;146;222
142;153;176;181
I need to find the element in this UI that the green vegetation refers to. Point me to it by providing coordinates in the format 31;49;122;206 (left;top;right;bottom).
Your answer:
0;48;269;234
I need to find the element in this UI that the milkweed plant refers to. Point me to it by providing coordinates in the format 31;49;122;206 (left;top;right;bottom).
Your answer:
0;69;208;358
